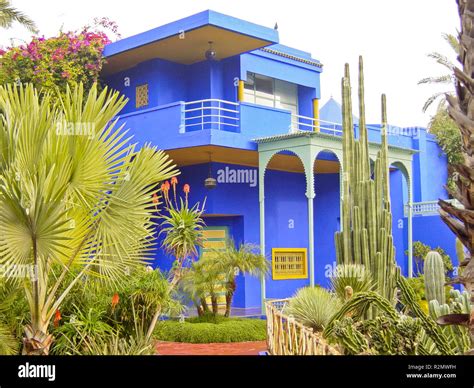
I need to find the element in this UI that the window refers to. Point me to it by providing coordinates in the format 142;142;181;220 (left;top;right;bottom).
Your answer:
272;248;308;280
243;72;298;114
136;84;149;108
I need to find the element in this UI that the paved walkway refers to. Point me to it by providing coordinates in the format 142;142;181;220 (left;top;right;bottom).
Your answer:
155;340;267;355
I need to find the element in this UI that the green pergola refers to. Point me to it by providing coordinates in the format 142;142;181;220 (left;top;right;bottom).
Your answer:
254;131;417;312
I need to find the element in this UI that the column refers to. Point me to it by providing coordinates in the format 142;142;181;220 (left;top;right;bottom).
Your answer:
258;152;268;315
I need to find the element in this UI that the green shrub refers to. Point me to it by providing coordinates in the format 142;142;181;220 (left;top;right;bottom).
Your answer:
285;287;342;331
154;316;266;343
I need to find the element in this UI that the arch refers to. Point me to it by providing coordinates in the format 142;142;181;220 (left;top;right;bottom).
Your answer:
389;160;413;278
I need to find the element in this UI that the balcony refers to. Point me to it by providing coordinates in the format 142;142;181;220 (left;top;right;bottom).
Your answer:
115;98;406;152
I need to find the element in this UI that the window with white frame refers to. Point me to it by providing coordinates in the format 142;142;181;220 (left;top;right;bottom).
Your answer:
243;72;298;115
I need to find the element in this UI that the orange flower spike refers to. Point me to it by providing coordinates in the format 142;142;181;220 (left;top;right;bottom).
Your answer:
183;184;190;194
171;176;178;187
111;293;120;311
152;192;159;205
53;309;62;328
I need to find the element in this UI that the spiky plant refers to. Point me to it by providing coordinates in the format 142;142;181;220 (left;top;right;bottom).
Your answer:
0;83;178;355
436;0;474;354
285;287;342;332
330;264;374;302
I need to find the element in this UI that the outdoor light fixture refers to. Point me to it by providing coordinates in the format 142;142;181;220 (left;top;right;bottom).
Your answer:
204;152;217;190
205;41;217;61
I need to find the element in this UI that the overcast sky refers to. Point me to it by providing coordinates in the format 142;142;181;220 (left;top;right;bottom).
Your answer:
1;0;459;127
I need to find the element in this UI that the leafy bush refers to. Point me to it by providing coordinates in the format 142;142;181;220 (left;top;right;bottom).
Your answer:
407;241;454;275
285;287;342;331
0;29;109;94
154;315;266;343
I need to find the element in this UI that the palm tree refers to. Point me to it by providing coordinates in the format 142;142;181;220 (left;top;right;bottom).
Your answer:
0;0;37;33
0;83;178;355
437;0;474;355
213;241;269;317
181;258;222;316
419;33;459;113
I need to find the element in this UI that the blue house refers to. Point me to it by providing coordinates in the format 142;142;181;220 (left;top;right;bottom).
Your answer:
101;10;458;315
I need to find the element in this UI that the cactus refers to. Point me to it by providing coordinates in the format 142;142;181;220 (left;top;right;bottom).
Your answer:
396;273;454;355
424;251;446;305
334;57;397;307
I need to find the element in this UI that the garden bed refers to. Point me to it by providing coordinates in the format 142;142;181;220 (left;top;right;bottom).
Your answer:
154;315;266;344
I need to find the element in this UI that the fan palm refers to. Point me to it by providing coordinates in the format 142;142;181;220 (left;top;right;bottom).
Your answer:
0;0;37;33
0;82;178;355
212;240;269;317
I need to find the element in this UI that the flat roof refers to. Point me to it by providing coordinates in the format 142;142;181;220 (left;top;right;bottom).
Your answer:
102;10;279;75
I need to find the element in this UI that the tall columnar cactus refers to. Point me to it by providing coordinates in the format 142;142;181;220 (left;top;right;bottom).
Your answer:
334;57;397;306
424;251;446;305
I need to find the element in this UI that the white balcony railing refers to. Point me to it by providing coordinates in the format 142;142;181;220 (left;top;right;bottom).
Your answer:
404;199;464;217
183;99;239;132
290;114;343;136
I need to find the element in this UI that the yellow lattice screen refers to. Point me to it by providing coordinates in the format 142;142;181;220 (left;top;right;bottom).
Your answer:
272;248;308;280
136;84;149;108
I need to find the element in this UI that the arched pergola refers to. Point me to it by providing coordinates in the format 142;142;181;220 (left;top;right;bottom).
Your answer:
254;131;416;313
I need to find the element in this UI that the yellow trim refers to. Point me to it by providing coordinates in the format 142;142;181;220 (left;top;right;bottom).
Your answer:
238;80;245;102
312;98;320;132
272;248;308;280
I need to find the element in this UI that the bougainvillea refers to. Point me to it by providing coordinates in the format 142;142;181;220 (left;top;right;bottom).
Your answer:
0;26;111;94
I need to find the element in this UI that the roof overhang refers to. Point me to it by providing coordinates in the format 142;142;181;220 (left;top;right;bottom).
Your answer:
102;10;279;75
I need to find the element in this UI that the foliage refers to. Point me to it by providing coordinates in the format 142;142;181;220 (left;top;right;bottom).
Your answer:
429;105;463;164
0;83;178;354
0;27;110;95
285;287;342;331
154;315;266;344
330;264;374;302
0;0;37;33
407;241;454;275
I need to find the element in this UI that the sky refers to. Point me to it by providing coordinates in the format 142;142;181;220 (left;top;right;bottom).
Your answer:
1;0;460;127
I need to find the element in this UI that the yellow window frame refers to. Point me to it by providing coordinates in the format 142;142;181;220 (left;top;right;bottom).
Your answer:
272;248;308;280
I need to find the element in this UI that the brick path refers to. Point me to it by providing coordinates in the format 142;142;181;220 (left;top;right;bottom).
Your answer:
155;340;267;355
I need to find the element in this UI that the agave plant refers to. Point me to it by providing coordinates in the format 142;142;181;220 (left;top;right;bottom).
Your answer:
0;83;178;355
285;287;342;332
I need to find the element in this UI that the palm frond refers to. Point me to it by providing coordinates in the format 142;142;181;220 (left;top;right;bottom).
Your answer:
0;0;38;33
